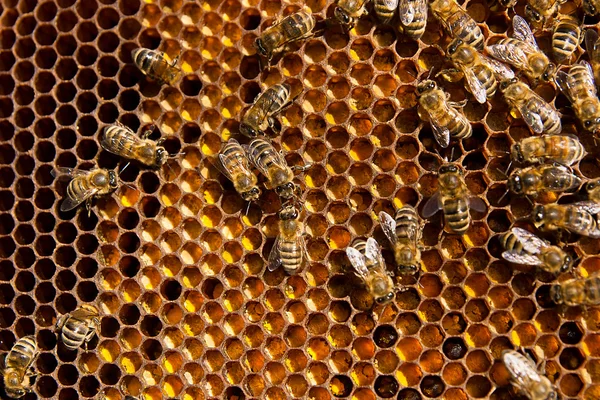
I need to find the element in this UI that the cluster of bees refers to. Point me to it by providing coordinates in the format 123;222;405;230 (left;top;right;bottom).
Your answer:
5;0;600;399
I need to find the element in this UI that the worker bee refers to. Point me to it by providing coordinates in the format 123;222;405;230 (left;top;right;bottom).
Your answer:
445;39;514;104
374;0;399;24
532;202;600;238
510;135;586;166
500;78;562;135
555;61;600;136
334;0;369;27
268;204;307;275
215;139;261;202
379;206;422;275
524;0;565;28
430;0;485;50
52;167;118;212
1;336;38;398
398;0;428;40
417;79;472;148
502;350;557;400
487;16;556;84
422;162;487;234
585;29;600;86
102;123;168;168
506;164;582;197
501;227;573;274
246;137;309;200
346;237;395;305
586;178;600;202
551;15;581;63
255;10;316;63
584;0;600;15
56;305;100;351
131;48;181;85
240;83;292;137
550;274;600;306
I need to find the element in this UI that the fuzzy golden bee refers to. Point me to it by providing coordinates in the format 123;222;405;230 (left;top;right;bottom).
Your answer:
502;350;558;400
556;61;600;136
586;178;600;202
102;123;168;168
422;162;487;234
268;204;307;275
417;79;472;148
524;0;565;28
584;0;600;15
346;237;395;305
52;167;118;212
500;78;562;135
532;202;600;238
550;274;600;306
246;137;309;200
255;10;316;63
398;0;428;40
487;16;556;84
374;0;399;24
510;135;586;166
240;83;292;137
56;305;100;351
506;164;581;197
1;336;38;399
131;48;182;85
444;39;514;104
585;29;600;86
430;0;484;50
334;0;369;27
501;227;573;274
551;15;581;63
215;139;261;202
379;206;421;275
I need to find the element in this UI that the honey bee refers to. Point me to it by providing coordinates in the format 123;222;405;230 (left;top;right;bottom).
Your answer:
379;206;422;275
374;0;399;23
346;237;395;305
586;178;600;202
422;162;487;234
551;15;581;63
507;164;582;197
1;336;38;398
555;61;600;136
246;137;309;200
417;79;472;148
215;139;261;202
398;0;428;40
240;83;292;137
56;305;100;351
502;350;557;400
131;48;181;85
268;204;307;275
255;10;316;63
532;202;600;238
510;135;586;166
52;167;118;212
500;78;562;135
334;0;369;27
550;274;600;306
102;122;168;168
445;39;515;104
487;16;556;83
430;0;485;50
585;29;600;86
524;0;565;28
584;0;600;15
500;227;573;274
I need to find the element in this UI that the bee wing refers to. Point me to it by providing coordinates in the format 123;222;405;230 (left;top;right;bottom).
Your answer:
468;197;487;213
511;227;547;254
422;192;442;218
101;125;140;159
585;29;600;56
245;142;289;179
346;246;370;279
399;0;415;25
429;118;451;148
216;140;253;181
379;211;399;247
502;250;545;266
519;106;545;134
51;167;90;180
268;236;282;272
486;43;530;71
578;61;598;97
543;165;582;191
481;55;515;80
555;70;575;102
61;185;101;212
463;68;489;104
571;201;600;215
365;237;383;265
512;15;539;50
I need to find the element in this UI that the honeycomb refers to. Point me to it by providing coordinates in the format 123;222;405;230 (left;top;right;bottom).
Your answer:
1;0;600;398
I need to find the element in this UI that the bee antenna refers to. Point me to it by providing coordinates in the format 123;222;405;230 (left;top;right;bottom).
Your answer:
498;189;510;205
245;199;252;217
524;195;533;206
118;162;130;176
427;67;436;80
449;146;455;162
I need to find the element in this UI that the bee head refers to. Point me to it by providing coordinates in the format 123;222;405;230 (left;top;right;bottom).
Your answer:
254;38;269;57
239;123;258;138
279;203;299;220
108;170;118;188
276;182;296;199
439;164;459;175
525;5;543;24
499;78;518;91
334;7;353;26
549;284;562;304
155;147;168;167
542;63;556;81
561;254;573;272
511;144;524;163
242;187;261;202
508;175;522;194
587;180;599;191
416;80;436;94
375;291;395;305
447;39;463;55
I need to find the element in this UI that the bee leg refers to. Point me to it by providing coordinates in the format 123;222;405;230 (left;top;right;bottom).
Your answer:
141;125;156;140
436;68;463;83
83;329;97;347
86;199;92;218
448;100;468;108
267;116;283;133
291;163;313;172
171;50;182;66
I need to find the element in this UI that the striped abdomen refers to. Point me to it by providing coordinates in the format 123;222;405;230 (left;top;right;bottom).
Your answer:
395;206;419;242
446;11;484;50
131;48;181;85
583;276;600;304
442;197;470;234
103;125;143;161
421;90;472;140
404;12;427;40
279;238;303;274
473;64;497;99
281;11;315;41
564;207;598;235
499;231;524;254
67;175;94;205
61;316;92;350
552;16;580;63
524;97;562;135
220;140;254;190
6;336;37;370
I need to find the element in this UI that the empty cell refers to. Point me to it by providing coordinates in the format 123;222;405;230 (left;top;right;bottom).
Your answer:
466;375;492;398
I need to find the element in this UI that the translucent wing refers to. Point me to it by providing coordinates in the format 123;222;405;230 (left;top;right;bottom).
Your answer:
51;167;91;179
365;237;382;264
346;246;370;279
512;15;538;49
379;211;398;247
520;107;545;134
61;184;100;212
468;197;487;213
399;0;415;25
422;192;442;218
217;139;253;181
246;140;289;179
511;227;547;254
268;236;282;272
486;43;530;70
101;125;140;159
571;201;600;215
481;55;515;80
585;29;600;56
502;250;544;266
581;61;598;96
555;70;575;102
463;68;488;104
542;165;582;191
430;117;451;148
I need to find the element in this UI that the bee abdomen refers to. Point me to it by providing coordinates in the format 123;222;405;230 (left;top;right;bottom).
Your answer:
352;238;367;255
7;336;37;368
67;177;92;204
404;19;427;40
585;276;600;304
447;12;484;49
249;138;279;170
473;65;497;98
444;199;470;233
395;206;419;240
499;231;523;253
448;112;472;139
279;240;302;273
61;318;89;350
552;19;580;62
132;48;158;74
